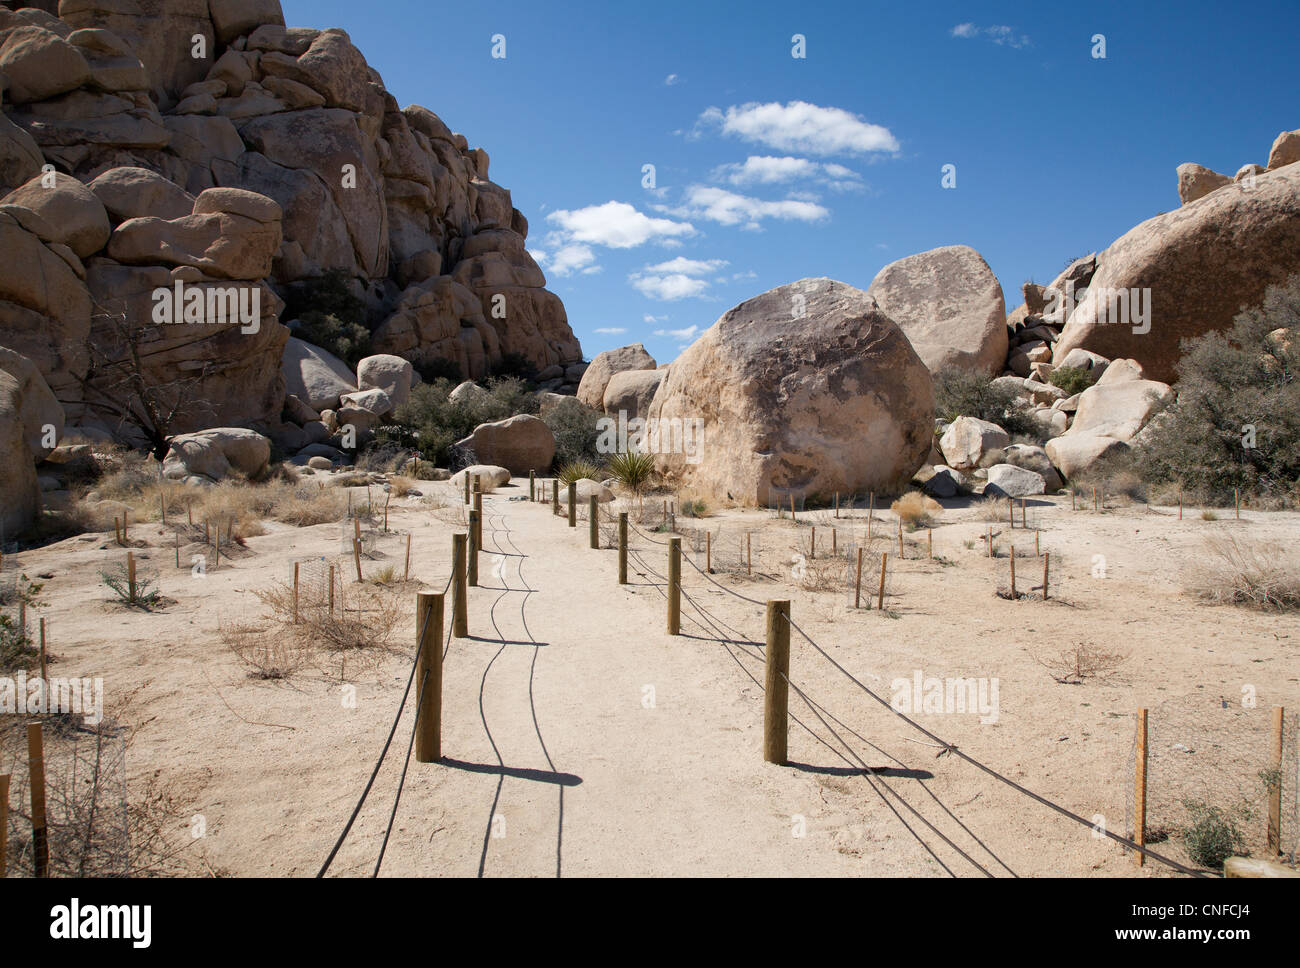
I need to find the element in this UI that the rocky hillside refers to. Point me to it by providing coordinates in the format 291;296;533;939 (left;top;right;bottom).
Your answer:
0;0;582;441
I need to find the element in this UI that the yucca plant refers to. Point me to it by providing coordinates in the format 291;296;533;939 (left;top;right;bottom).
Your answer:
557;460;603;486
606;451;656;494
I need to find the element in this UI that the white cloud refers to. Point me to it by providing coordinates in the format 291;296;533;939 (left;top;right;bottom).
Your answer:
643;314;667;323
642;256;729;276
667;185;829;230
951;23;1031;48
698;101;898;156
665;73;681;86
654;325;700;342
536;242;597;277
594;327;627;335
547;201;695;249
631;273;710;301
713;156;863;194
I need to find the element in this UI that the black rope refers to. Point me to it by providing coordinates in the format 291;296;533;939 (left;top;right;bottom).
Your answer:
372;667;429;877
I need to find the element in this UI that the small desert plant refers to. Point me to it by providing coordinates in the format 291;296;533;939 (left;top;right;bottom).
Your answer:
100;562;162;609
221;621;310;679
606;451;656;494
387;476;419;498
557;460;603;486
1202;510;1219;521
369;564;400;586
677;497;708;518
0;613;39;673
891;491;940;529
1048;365;1098;396
1184;535;1300;610
1034;644;1128;684
1180;799;1248;869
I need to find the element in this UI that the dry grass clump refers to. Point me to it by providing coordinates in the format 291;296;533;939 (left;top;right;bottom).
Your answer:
1184;535;1300;610
221;621;312;679
265;484;348;527
891;491;941;529
387;475;419;497
975;495;1011;522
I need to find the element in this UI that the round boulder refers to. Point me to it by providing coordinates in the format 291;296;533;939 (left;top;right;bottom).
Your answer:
647;278;934;504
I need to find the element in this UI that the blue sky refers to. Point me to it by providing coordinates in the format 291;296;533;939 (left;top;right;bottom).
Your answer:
284;0;1300;364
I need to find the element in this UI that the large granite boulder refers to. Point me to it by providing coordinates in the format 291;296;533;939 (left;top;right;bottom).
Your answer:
866;244;1008;376
454;413;555;475
602;367;665;421
281;337;356;412
1053;163;1300;383
0;370;40;536
577;343;655;410
646;278;934;504
162;427;271;483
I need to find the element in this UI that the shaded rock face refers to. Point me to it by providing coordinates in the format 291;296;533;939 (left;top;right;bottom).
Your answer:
867;244;1007;377
602;367;665;421
1053;163;1300;383
0;0;580;444
0;368;40;536
648;278;935;505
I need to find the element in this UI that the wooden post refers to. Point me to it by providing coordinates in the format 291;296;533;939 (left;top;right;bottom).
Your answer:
810;526;815;560
747;533;752;576
404;533;412;581
568;482;577;528
1042;553;1050;600
123;508;129;543
187;503;193;526
789;494;796;523
706;530;712;573
414;592;444;763
293;561;300;623
667;537;681;635
763;600;791;765
877;552;888;611
1093;486;1098;512
463;472;470;506
987;526;993;559
160;489;166;525
328;564;335;616
468;510;479;587
27;723;47;877
618;513;628;584
1008;498;1014;528
552;480;560;516
589;495;599;549
832;528;837;556
0;773;8;879
1134;708;1148;867
1009;546;1017;598
127;550;137;603
473;487;483;549
1268;706;1285;855
1035;530;1040;556
854;547;864;608
927;528;933;560
452;533;468;637
529;469;536;502
834;492;839;519
352;537;363;582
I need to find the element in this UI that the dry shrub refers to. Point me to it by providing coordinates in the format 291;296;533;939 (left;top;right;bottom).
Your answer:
387;475;418;497
220;620;312;679
1184;535;1300;610
252;577;403;654
892;491;941;529
1035;644;1129;683
267;484;347;527
975;495;1012;522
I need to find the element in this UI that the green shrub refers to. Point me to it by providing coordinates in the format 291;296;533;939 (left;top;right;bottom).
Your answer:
294;311;371;368
491;351;536;381
1135;273;1300;504
1048;365;1098;396
415;357;462;384
283;268;366;322
1180;800;1247;869
605;451;656;494
557;460;603;486
391;377;540;468
933;367;1041;441
543;399;605;466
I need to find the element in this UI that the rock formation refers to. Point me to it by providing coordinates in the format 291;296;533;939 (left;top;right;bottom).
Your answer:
0;0;581;455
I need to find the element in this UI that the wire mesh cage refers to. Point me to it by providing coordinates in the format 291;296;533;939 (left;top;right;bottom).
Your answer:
1122;701;1300;864
707;529;763;577
767;488;807;519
